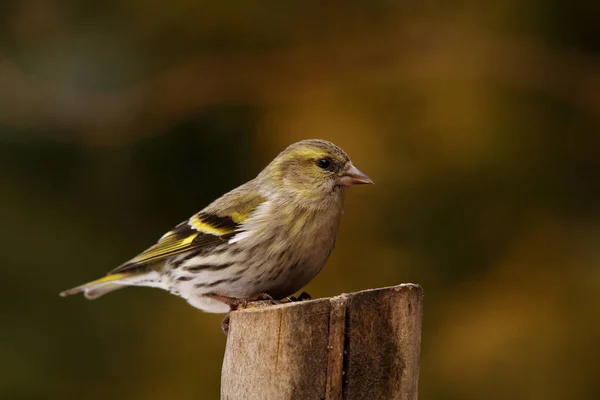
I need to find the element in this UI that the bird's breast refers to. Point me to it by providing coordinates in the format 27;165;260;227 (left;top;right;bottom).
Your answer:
254;203;343;297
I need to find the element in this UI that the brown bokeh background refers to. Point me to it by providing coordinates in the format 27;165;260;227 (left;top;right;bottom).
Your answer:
1;1;599;399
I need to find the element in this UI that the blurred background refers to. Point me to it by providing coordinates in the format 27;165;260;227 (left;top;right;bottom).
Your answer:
1;1;599;399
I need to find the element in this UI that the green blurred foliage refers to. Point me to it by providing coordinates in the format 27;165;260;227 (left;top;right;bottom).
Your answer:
1;0;599;399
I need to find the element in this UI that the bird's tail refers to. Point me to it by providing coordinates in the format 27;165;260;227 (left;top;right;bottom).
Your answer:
59;273;130;300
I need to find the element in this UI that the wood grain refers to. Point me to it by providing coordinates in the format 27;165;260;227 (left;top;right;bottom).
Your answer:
221;284;423;400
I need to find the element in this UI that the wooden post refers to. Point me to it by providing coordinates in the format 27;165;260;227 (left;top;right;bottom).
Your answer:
221;284;423;400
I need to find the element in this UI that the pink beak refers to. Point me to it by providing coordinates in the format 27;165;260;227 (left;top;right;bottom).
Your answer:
339;162;374;186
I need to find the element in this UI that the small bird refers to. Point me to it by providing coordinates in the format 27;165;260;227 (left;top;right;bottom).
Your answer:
60;139;372;318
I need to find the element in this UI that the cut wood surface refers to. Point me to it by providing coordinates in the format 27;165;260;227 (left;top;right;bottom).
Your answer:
221;284;423;400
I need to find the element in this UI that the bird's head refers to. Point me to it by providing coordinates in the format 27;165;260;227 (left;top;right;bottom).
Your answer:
259;139;373;202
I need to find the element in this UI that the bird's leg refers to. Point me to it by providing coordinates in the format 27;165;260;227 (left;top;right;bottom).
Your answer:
247;292;277;303
205;292;277;311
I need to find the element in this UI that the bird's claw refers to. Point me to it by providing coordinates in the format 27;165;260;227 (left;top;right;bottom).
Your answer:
215;293;279;336
221;313;231;335
206;292;278;311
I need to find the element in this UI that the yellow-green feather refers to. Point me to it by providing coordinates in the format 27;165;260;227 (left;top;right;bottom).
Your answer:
189;215;234;236
130;233;199;264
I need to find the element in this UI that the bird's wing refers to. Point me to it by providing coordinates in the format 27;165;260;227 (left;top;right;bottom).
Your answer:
109;191;267;275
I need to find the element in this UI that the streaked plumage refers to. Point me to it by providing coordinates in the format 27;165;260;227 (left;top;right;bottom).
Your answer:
60;139;372;314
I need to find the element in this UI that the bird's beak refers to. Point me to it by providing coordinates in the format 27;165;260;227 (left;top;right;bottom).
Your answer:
339;162;374;186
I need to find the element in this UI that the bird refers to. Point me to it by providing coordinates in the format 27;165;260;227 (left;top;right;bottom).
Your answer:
60;139;373;319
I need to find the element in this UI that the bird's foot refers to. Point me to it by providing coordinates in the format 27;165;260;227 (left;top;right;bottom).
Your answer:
221;313;231;336
206;292;278;311
215;293;311;336
285;291;312;302
213;293;279;336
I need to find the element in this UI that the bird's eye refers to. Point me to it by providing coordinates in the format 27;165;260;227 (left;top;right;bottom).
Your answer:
317;158;332;170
